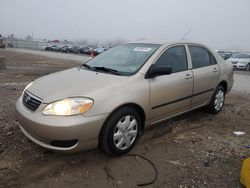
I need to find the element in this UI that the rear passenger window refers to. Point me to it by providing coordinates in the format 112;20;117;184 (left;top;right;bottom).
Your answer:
210;54;217;65
154;46;188;73
189;46;215;68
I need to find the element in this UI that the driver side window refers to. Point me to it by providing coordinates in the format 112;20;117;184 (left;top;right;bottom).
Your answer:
154;46;188;73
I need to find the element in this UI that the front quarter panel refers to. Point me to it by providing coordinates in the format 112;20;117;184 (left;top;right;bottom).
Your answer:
84;74;150;119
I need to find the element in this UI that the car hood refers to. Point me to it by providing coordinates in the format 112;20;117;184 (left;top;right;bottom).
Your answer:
228;58;250;62
27;67;128;103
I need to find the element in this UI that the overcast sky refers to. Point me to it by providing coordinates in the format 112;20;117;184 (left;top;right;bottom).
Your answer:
0;0;250;50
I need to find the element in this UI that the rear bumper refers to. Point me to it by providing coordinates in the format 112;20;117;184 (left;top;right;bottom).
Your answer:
15;96;108;152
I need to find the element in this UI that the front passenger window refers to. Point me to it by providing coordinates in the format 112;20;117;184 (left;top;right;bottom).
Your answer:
154;46;188;73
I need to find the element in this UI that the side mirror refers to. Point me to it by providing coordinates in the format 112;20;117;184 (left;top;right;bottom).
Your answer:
145;64;172;79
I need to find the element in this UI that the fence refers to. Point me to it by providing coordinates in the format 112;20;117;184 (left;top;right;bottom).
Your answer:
3;38;118;50
3;38;72;51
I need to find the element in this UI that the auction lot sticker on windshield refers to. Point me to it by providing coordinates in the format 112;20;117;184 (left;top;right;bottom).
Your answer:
133;47;152;52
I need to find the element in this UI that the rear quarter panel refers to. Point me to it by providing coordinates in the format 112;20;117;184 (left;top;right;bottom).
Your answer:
214;52;234;93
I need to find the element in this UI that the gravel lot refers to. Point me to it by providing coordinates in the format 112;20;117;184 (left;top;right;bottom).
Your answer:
0;49;249;188
232;71;250;94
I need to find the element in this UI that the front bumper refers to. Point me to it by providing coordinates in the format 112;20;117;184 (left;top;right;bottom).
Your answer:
15;96;108;152
233;63;247;69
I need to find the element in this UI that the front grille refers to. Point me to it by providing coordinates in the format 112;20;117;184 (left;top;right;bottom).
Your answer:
22;91;42;111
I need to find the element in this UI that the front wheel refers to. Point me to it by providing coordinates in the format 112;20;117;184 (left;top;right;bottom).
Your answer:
207;86;225;114
100;107;142;156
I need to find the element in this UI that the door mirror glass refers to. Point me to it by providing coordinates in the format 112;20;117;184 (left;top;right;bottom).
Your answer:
146;64;172;78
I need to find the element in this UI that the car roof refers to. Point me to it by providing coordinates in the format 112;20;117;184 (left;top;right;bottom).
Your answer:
127;39;205;46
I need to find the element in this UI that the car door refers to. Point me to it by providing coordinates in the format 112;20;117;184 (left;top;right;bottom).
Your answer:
188;45;220;107
149;45;194;121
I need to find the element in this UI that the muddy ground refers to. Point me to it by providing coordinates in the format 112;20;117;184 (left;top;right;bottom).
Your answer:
0;49;250;188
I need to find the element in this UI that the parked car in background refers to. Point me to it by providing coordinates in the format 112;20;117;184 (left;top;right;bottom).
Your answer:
93;47;108;55
216;50;232;60
60;46;70;53
0;37;5;49
227;53;250;71
78;46;89;54
44;44;108;55
83;46;95;54
44;45;57;51
68;46;81;53
50;45;59;51
16;41;234;156
53;45;65;52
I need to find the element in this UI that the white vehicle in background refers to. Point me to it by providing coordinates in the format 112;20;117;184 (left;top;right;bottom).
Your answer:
227;53;250;71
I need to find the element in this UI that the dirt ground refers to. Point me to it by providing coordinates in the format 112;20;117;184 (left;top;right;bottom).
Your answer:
0;49;250;188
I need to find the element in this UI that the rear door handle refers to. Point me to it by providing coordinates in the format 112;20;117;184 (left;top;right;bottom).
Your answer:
184;74;193;80
213;68;219;73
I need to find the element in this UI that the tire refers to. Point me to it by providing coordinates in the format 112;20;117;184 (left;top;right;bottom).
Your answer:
207;86;225;114
246;64;250;71
100;107;142;156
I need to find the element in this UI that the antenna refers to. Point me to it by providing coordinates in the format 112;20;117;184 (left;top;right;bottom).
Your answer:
180;29;192;40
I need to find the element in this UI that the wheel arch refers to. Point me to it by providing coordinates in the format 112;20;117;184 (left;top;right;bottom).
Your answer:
98;103;146;146
218;80;228;93
247;63;250;70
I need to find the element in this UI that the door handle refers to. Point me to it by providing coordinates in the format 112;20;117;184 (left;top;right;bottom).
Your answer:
213;68;219;73
184;74;193;80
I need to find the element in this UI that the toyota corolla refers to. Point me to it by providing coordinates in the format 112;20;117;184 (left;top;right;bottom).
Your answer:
16;41;234;156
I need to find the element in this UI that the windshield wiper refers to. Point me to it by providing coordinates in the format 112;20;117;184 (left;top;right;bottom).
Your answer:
80;64;96;71
92;66;121;75
80;64;122;75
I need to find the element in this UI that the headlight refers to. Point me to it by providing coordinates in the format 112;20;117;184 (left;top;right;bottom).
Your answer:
239;62;248;65
42;98;93;116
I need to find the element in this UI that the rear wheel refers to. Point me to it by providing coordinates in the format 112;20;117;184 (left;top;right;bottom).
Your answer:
100;107;141;156
207;86;225;114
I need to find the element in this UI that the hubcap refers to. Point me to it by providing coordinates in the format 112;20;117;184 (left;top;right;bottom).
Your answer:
214;90;224;111
113;115;138;150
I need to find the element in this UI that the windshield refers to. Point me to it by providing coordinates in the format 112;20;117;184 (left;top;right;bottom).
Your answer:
232;53;250;58
86;43;160;75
